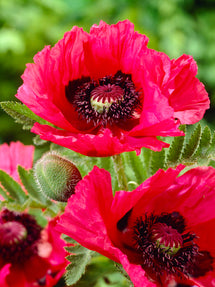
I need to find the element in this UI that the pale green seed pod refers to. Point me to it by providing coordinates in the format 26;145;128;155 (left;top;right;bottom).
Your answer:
34;152;82;202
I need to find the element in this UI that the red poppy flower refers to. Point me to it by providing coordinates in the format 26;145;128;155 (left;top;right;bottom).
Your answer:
0;209;68;287
0;142;34;183
57;166;215;287
16;20;209;157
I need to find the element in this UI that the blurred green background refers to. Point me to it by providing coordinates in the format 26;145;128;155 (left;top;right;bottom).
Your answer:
1;0;215;144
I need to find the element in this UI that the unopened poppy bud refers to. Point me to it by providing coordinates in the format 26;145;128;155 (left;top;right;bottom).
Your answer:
34;152;82;202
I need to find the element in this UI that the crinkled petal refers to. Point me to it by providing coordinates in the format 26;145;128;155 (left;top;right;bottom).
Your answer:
16;27;89;132
32;122;172;156
125;135;169;155
57;166;118;261
146;166;215;226
46;218;68;266
128;118;183;137
167;54;210;124
0;142;34;182
85;20;148;78
32;123;135;157
117;252;156;287
57;167;154;286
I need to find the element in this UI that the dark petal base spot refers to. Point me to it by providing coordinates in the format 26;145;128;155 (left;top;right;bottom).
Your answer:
117;209;133;231
188;250;214;278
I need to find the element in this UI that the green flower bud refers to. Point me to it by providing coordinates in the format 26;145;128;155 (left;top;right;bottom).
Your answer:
34;152;82;202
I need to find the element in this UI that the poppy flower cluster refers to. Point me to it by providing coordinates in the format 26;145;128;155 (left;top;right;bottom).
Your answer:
0;209;67;287
16;20;209;157
57;166;215;287
5;19;213;287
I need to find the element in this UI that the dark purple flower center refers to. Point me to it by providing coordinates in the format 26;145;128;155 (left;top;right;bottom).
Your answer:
0;209;42;263
117;211;213;282
65;70;141;127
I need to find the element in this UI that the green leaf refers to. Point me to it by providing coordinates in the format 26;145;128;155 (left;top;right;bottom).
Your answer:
73;255;130;287
62;234;78;244
167;125;186;164
208;131;215;156
150;148;166;175
0;185;11;200
0;170;27;203
194;125;212;158
0;101;51;129
182;124;201;159
2;201;29;212
65;245;92;286
18;165;50;204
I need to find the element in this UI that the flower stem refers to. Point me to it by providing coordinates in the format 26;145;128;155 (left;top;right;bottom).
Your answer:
112;154;128;191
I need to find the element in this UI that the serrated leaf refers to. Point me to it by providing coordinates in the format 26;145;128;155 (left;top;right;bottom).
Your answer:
167;125;186;164
0;170;27;203
0;101;51;130
18;165;50;205
65;244;87;254
182;124;201;159
150;149;166;175
73;255;130;287
209;131;215;156
65;248;92;286
62;235;78;244
0;186;11;200
194;125;212;157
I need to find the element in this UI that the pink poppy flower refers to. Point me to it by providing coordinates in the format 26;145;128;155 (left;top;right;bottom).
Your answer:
0;209;68;287
16;20;209;157
57;166;215;287
0;142;34;183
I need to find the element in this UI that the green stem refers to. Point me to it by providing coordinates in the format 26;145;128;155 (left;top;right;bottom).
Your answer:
112;154;128;191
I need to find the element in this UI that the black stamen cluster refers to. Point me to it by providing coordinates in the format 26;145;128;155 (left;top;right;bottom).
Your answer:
0;209;42;263
65;70;141;127
133;212;204;281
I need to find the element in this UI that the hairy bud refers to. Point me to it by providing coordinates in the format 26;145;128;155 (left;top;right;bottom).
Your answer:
34;152;82;202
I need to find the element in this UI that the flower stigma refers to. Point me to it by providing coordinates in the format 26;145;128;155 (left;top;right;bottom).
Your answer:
0;221;27;246
90;84;124;113
150;222;183;255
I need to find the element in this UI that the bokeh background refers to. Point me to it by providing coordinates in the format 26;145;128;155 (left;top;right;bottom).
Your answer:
1;0;215;144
